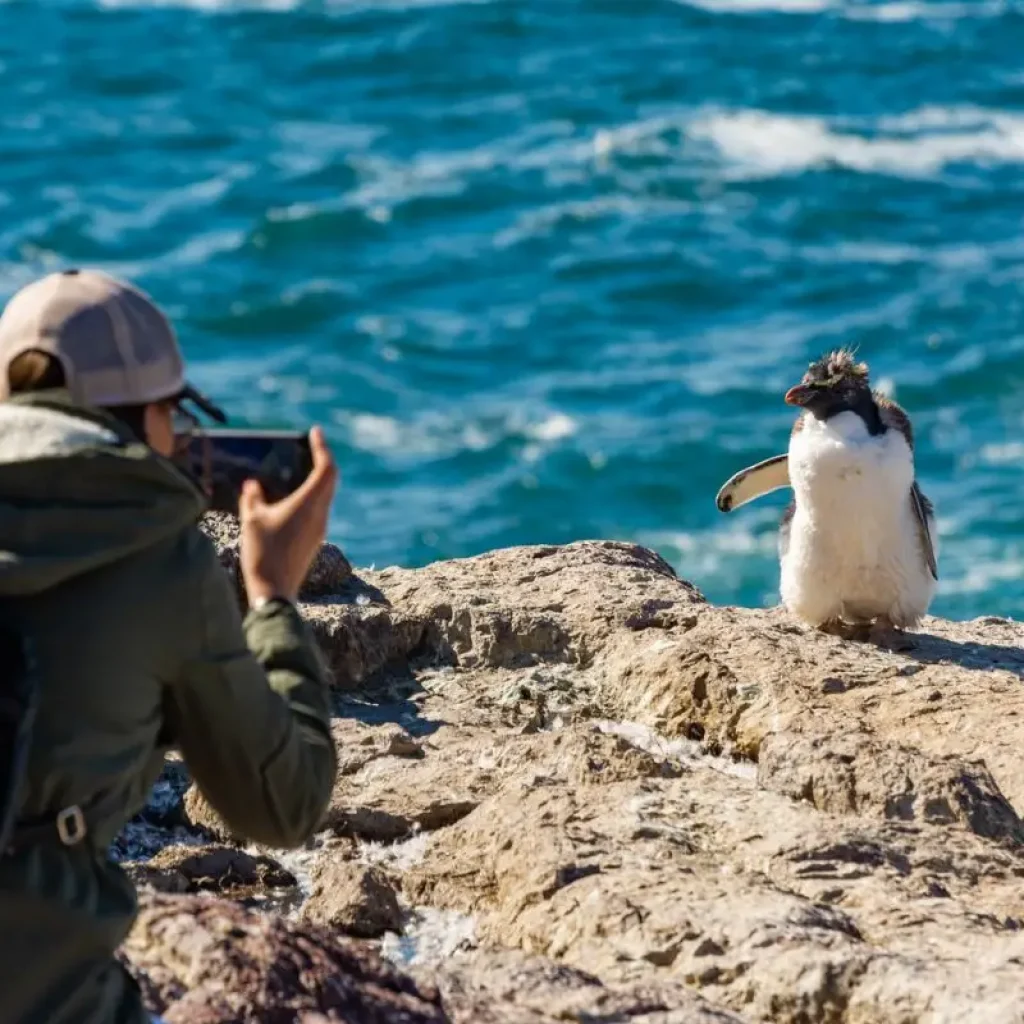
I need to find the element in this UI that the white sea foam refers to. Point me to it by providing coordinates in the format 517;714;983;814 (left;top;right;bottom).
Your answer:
348;413;406;453
96;0;493;11
340;407;578;460
380;907;478;967
940;552;1024;597
526;412;578;443
648;519;780;560
978;441;1024;466
345;102;1024;220
77;0;1018;14
360;831;432;872
671;0;1010;20
97;0;298;8
595;720;757;781
494;195;691;250
210;95;1024;232
641;515;786;610
247;832;334;909
844;1;1010;21
673;0;830;10
690;107;1024;179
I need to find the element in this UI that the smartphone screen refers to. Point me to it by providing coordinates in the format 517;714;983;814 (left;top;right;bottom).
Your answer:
175;429;313;514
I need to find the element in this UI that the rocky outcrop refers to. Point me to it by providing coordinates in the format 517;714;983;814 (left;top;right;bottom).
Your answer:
757;730;1024;842
298;540;701;689
123;843;296;897
424;949;747;1023
300;859;403;939
200;512;352;608
121;532;1024;1022
120;891;446;1023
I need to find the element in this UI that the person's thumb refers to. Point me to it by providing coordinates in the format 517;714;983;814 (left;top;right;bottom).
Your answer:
239;478;265;517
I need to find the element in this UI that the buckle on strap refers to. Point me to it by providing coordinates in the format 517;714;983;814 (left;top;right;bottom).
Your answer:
55;805;87;846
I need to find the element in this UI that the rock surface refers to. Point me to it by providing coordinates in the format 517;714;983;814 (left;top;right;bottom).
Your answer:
121;534;1024;1022
120;891;446;1023
300;859;403;939
424;949;747;1023
123;843;296;898
199;511;352;608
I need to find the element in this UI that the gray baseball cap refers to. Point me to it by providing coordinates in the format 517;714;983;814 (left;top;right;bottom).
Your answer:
0;268;226;422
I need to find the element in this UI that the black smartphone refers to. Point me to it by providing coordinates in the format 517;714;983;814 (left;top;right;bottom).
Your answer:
175;429;314;514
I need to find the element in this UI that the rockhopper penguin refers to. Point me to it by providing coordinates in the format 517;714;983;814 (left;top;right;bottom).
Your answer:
779;349;938;636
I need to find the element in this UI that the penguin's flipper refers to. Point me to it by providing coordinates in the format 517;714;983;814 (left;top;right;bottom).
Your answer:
910;481;938;581
716;454;790;513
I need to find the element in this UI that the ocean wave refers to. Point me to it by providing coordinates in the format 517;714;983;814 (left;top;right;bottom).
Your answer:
978;442;1024;466
337;103;1024;224
674;0;831;10
338;408;578;461
655;505;1024;615
61;0;1021;12
934;539;1024;598
94;0;493;11
844;1;1014;21
672;0;1014;20
641;513;785;610
95;0;298;8
690;106;1024;179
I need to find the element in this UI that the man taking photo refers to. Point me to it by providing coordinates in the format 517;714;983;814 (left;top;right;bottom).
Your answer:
0;269;339;1024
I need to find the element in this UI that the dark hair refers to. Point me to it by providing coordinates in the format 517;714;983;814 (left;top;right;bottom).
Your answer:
7;349;66;391
7;349;149;442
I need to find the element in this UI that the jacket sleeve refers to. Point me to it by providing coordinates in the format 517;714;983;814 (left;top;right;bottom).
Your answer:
166;530;337;849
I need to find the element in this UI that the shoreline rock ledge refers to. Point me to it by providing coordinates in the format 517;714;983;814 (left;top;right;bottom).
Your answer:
120;514;1024;1023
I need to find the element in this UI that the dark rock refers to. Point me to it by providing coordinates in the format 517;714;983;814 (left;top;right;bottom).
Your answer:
137;757;192;828
199;511;352;608
124;844;296;899
120;890;447;1023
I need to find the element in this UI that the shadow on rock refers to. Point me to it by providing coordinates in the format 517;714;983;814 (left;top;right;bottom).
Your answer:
334;677;445;740
327;573;391;608
894;625;1024;678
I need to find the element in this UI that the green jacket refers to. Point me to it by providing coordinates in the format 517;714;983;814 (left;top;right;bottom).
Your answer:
0;391;337;1024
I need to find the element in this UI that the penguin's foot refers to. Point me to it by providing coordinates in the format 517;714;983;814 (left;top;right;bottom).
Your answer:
867;616;915;651
817;618;857;639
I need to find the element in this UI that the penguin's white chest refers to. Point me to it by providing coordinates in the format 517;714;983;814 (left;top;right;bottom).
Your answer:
780;411;935;626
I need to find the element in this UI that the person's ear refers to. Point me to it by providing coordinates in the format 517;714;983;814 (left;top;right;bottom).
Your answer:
143;401;176;457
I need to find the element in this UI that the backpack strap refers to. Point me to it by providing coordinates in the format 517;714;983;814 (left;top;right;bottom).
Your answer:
4;786;127;854
0;623;38;853
0;617;134;859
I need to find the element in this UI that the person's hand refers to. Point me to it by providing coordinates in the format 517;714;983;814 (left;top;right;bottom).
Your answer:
239;426;339;605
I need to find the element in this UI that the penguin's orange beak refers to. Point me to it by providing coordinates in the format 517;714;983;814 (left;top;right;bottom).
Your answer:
784;384;815;407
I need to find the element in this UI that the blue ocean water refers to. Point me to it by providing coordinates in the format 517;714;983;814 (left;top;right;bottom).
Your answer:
1;0;1022;621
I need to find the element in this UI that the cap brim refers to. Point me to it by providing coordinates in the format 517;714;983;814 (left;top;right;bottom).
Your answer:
177;383;228;424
